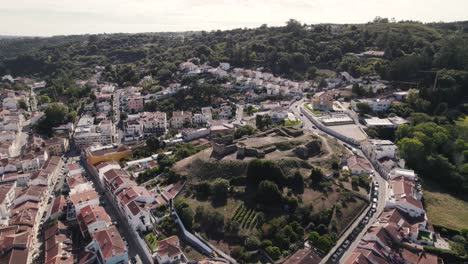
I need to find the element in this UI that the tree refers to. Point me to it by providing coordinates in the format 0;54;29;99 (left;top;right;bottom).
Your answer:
179;207;194;231
310;167;324;187
308;231;320;243
316;235;333;252
146;136;161;152
265;246;281;260
356;102;372;114
234;125;256;139
257;180;282;204
210;178;229;202
17;99;27;110
397;137;425;169
245;237;261;251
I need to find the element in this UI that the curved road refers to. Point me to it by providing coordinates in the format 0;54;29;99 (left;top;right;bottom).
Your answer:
288;99;388;264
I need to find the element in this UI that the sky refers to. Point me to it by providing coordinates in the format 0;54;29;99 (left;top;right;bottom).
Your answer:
1;0;467;36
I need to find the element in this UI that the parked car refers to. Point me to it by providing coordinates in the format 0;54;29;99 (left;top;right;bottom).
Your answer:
331;254;338;262
343;240;350;248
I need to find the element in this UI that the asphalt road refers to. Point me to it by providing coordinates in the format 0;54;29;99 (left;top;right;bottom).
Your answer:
289;99;388;264
80;157;154;264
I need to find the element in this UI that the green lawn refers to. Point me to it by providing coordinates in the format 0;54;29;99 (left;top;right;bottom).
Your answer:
303;103;321;115
284;119;302;126
144;232;158;250
424;188;468;230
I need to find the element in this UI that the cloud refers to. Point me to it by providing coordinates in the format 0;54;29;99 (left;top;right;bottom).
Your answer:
1;0;467;36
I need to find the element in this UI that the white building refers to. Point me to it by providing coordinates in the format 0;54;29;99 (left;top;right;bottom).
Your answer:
352;99;391;112
364;139;398;161
170;111;192;129
181;128;210;141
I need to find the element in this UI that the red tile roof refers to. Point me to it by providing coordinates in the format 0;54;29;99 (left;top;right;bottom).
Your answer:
69;189;99;206
157;236;182;258
91;226;127;260
77;205;111;236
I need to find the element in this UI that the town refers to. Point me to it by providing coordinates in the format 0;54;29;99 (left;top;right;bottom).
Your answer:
1;17;468;264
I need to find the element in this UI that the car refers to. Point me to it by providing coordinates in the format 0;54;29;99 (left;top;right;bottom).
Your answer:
331;254;338;262
343;240;350;248
373;198;377;203
300;113;304;116
337;248;343;255
362;216;369;224
374;181;379;187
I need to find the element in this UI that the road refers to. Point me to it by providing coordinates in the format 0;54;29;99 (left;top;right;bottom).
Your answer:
289;99;388;264
113;88;123;144
233;104;244;126
81;157;154;264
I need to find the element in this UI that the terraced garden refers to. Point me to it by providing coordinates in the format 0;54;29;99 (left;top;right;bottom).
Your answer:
231;203;260;231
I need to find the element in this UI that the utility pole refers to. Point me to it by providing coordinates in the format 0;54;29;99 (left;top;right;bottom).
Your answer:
419;70;439;91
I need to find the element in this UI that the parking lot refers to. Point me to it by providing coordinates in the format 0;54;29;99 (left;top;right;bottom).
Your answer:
328;124;367;142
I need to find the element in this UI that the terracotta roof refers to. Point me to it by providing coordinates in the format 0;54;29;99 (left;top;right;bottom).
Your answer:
15;185;46;200
66;174;87;189
0;248;29;264
110;176;135;194
69;189;99;206
77;205;111;236
400;248;438;264
347;155;372;172
157;236;182;258
9;208;38;227
0;183;14;204
49;195;67;216
91;226;127;260
103;169;128;185
67;163;81;171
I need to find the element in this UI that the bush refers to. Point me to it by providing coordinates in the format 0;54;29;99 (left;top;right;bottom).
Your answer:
257;180;282;204
210;178;229;202
265;246;281;260
245;236;261;251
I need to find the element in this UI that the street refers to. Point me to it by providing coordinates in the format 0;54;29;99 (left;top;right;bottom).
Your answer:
80;157;154;264
289;99;388;264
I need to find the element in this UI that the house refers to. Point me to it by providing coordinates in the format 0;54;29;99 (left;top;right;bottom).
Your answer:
363;139;398;161
127;96;144;113
45;137;69;156
340;72;360;84
2;98;17;111
201;107;213;122
347;155;373;175
45;195;67;221
170;111;192;129
386;177;425;218
140;111;167;134
69;189;100;213
192;113;208;125
77;204;112;238
219;62;230;71
0;225;32;264
181;128;210;141
74;122;114;149
13;185;46;206
352;99;391;113
216;105;233;120
67;163;83;176
96;162;122;183
364;117;395;128
269;107;289;121
0;183;15;224
312;91;333;111
393;91;410;101
87;226;128;264
260;101;280;110
155;236;185;264
116;186;155;231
